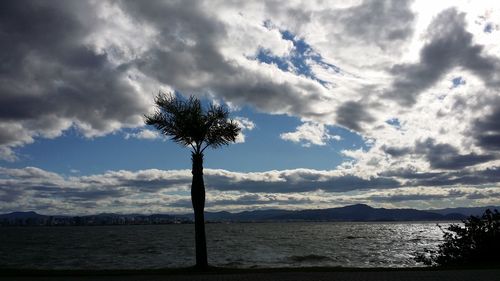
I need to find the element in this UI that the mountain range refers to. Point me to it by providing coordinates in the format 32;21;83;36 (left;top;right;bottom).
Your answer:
1;204;498;226
200;204;499;222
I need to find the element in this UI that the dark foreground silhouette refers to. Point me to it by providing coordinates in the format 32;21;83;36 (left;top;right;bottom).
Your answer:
1;267;500;281
416;209;500;266
145;93;240;269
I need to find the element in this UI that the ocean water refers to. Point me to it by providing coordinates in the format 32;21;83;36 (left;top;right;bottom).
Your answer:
0;222;452;269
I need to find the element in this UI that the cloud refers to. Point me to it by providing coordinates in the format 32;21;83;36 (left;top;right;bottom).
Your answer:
410;167;500;187
234;117;256;143
386;8;500;106
381;145;412;158
0;1;439;151
265;0;416;70
204;168;400;193
366;189;464;203
0;166;400;206
473;104;500;150
280;122;340;147
0;1;152;158
415;138;495;170
335;101;376;133
1;165;499;214
1;0;500;208
0;0;348;159
125;129;161;140
380;165;500;188
337;0;415;44
170;193;313;209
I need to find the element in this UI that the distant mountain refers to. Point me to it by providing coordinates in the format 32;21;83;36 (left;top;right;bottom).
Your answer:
203;209;295;221
429;206;500;217
0;211;46;219
272;204;444;221
206;204;498;222
2;204;498;226
202;204;458;222
0;211;190;226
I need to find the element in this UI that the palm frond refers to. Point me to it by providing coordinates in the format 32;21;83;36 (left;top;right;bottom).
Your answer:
144;92;240;153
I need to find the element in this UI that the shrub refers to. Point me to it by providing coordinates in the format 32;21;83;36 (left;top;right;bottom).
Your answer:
416;209;500;267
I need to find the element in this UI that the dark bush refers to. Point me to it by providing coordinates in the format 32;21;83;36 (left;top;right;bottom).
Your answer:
416;209;500;267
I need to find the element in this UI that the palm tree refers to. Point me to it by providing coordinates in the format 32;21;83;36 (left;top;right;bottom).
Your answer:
144;92;240;269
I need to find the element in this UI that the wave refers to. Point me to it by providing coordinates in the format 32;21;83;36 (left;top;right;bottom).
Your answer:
345;235;366;239
223;261;244;267
288;254;333;262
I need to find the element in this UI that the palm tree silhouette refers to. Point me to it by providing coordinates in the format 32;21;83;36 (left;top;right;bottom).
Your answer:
145;92;240;269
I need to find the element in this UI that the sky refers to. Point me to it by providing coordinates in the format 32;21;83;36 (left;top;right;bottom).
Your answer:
1;0;500;215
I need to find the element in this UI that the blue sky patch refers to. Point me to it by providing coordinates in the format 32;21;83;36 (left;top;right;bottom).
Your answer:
1;105;368;175
484;23;494;33
255;21;342;86
386;118;402;129
256;49;290;71
451;76;466;88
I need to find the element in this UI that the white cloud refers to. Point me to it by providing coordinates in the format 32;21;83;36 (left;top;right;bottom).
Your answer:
0;166;499;214
234;117;256;131
125;129;161;140
234;116;256;143
280;122;340;147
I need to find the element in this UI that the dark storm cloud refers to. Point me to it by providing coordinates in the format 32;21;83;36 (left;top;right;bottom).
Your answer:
0;0;422;158
168;199;193;208
333;0;415;45
78;174;190;193
367;192;458;203
2;165;500;212
381;145;412;157
474;105;500;150
205;171;400;193
121;178;189;193
380;137;496;172
381;168;445;180
335;101;375;132
0;167;403;205
0;167;190;201
362;188;500;203
171;194;313;208
268;0;415;49
120;0;231;85
0;185;24;202
120;0;327;120
60;189;129;202
379;164;500;188
0;1;146;147
465;190;500;200
387;8;500;106
406;167;500;187
415;138;495;170
19;186;130;203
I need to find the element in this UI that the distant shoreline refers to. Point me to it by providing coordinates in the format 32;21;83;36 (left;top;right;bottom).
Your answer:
3;203;495;227
0;219;463;228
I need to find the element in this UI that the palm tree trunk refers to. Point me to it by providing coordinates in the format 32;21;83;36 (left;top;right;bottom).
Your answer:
191;152;208;269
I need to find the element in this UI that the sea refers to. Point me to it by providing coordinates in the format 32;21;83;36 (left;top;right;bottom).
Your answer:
0;222;453;269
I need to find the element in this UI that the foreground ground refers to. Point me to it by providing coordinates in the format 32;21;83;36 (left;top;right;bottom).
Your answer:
1;268;499;281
